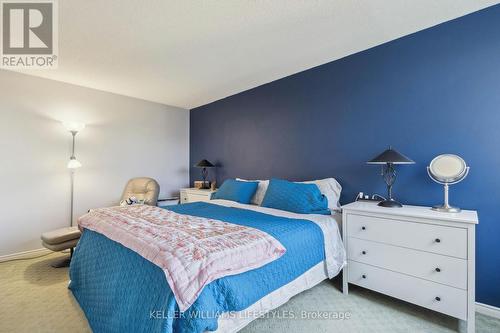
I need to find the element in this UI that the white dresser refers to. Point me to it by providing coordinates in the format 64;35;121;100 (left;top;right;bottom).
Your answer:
180;188;216;203
342;201;478;333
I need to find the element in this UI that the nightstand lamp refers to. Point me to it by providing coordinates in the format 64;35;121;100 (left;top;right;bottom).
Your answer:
194;159;215;189
367;147;415;208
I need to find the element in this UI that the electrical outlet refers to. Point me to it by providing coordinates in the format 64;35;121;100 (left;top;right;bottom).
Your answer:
356;192;385;202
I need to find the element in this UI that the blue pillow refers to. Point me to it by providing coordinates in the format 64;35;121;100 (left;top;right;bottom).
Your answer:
261;179;330;215
212;179;259;204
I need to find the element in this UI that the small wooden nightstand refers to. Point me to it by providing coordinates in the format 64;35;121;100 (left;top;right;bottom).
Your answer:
342;201;478;333
180;188;216;204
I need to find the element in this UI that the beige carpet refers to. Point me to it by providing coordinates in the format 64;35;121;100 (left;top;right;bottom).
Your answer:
1;252;499;333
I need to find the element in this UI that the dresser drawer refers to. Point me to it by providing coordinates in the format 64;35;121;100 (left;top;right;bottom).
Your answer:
348;261;467;320
180;192;189;203
348;238;467;289
346;214;467;258
186;193;211;203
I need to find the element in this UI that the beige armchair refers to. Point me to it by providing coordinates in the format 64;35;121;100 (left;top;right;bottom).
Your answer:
121;177;160;206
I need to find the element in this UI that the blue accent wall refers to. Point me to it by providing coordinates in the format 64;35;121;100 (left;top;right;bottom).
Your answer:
190;5;500;307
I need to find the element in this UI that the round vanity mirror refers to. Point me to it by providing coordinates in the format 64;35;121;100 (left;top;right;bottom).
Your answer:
427;154;469;213
429;154;467;183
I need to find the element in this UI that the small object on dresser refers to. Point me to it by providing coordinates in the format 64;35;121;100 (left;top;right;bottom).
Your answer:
367;147;415;208
427;154;469;213
356;192;384;202
194;180;209;189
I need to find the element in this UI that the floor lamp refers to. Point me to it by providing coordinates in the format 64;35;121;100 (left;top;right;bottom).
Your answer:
57;121;85;267
63;122;85;227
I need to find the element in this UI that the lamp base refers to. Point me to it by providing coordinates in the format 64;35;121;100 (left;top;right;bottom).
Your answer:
432;205;461;213
378;199;403;208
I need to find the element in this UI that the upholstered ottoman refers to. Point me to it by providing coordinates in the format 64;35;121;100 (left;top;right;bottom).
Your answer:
41;226;81;267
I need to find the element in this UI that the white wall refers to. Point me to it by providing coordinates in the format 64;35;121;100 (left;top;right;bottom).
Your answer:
0;70;189;257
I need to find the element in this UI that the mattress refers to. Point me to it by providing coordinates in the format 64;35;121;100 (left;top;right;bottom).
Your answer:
215;261;328;332
209;200;343;332
209;199;345;278
69;200;345;333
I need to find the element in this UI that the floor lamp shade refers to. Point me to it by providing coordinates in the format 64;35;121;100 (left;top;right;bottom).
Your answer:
63;121;86;133
67;157;82;169
63;121;85;169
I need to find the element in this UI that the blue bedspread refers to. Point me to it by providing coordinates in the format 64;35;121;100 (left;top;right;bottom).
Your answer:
69;202;325;333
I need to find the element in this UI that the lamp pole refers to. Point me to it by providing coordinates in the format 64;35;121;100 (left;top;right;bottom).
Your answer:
70;131;76;227
63;122;85;225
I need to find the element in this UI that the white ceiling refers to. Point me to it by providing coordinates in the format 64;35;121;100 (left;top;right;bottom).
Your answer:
11;0;499;109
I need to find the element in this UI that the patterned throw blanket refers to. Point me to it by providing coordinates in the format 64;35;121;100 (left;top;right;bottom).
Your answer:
78;205;286;311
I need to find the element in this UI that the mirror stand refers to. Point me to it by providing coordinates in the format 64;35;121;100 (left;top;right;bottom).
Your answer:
432;183;461;213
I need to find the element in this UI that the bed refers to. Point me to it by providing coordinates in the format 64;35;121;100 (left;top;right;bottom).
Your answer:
69;198;346;333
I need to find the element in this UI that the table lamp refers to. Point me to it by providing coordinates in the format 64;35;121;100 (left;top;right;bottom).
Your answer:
194;159;215;189
367;147;415;208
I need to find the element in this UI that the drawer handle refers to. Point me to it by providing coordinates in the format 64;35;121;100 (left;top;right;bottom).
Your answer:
362;274;367;279
435;267;441;272
362;251;367;255
435;238;441;243
435;296;441;302
361;226;366;231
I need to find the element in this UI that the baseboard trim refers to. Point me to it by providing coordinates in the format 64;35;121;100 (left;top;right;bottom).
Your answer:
476;302;500;319
0;248;52;263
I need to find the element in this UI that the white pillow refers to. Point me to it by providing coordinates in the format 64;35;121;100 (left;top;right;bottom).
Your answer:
300;178;342;211
236;178;269;206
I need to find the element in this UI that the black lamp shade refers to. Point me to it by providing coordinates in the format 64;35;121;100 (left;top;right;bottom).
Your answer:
194;159;215;168
367;148;415;165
